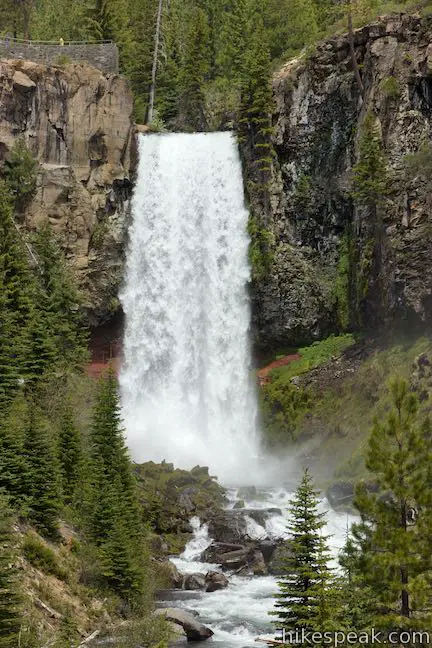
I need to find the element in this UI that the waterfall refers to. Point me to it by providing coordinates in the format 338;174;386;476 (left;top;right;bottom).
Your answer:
120;132;260;484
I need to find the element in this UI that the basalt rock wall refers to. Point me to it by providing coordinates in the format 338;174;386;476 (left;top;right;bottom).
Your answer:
252;14;432;347
0;58;135;324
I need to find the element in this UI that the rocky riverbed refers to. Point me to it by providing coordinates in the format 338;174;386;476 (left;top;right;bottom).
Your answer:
157;487;356;647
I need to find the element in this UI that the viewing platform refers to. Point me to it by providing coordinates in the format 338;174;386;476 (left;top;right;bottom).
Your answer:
0;37;119;74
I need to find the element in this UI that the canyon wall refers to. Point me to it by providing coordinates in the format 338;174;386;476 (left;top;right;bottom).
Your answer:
252;14;432;347
0;58;135;324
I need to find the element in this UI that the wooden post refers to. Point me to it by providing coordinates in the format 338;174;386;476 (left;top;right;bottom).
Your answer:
148;0;164;125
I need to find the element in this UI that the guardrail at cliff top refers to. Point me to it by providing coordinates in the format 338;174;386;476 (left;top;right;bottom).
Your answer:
0;38;119;74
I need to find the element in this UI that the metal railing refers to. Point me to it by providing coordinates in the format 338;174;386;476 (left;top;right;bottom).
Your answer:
0;36;114;46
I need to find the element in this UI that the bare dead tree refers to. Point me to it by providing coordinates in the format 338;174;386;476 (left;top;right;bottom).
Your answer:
148;0;164;124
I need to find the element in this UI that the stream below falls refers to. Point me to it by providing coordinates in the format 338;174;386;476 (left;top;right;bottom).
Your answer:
160;486;356;647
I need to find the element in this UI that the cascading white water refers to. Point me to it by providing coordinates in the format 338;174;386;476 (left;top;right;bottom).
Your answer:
120;133;260;483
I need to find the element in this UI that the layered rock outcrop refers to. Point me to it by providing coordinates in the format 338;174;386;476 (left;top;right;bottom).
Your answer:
252;14;432;346
0;59;135;324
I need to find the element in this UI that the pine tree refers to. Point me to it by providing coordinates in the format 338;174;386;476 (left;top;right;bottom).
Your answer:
177;6;210;131
0;396;27;506
3;138;37;212
0;495;22;648
22;402;62;538
267;0;318;61
239;4;273;186
346;377;432;630
352;112;388;206
0;181;35;407
89;370;147;599
32;222;88;370
58;404;83;506
271;468;337;633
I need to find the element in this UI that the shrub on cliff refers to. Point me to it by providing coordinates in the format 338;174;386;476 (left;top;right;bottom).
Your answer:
3;138;38;212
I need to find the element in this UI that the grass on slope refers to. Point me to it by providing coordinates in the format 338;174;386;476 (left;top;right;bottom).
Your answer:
297;336;432;484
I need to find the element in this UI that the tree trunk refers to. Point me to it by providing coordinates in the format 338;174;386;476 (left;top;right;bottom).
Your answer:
148;0;164;124
347;2;364;100
400;498;410;618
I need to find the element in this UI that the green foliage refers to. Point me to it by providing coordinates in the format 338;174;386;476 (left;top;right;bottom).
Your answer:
89;371;149;601
0;182;36;406
22;403;62;539
135;462;226;542
3;139;38;211
261;383;311;447
32;222;89;371
247;214;274;281
261;335;355;448
55;54;72;66
342;377;432;628
267;0;318;61
148;109;167;133
271;469;338;632
0;495;22;648
404;143;432;182
58;405;83;505
112;615;171;648
332;232;351;330
381;75;401;98
270;335;355;382
177;7;210;130
23;533;67;580
352;112;388;205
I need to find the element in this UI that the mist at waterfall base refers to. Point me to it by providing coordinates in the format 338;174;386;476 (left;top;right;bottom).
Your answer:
120;132;288;485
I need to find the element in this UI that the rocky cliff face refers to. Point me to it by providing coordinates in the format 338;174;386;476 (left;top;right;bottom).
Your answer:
253;14;432;347
0;59;135;324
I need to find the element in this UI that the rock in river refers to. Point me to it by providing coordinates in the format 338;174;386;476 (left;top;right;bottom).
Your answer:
182;573;206;590
205;571;229;592
155;607;214;641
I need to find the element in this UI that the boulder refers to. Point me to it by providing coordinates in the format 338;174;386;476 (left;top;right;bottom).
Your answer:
268;541;293;575
205;571;229;592
182;573;206;590
246;508;282;527
326;482;354;510
237;486;257;500
258;539;279;564
233;499;245;509
164;560;183;589
201;542;245;563
207;511;249;544
155;608;214;641
251;550;267;575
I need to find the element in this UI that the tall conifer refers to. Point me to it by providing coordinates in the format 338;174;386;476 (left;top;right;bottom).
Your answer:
0;495;22;648
272;469;337;633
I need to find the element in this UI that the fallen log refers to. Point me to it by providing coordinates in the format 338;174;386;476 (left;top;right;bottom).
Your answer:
78;630;100;646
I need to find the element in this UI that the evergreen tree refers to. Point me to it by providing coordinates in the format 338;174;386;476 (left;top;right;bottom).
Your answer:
353;112;388;205
3;138;37;212
0;495;22;648
267;0;318;61
239;4;273;181
0;182;35;406
271;468;337;633
58;404;83;506
32;222;88;370
346;377;432;629
89;370;147;599
22;402;62;538
177;6;210;131
0;396;27;506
